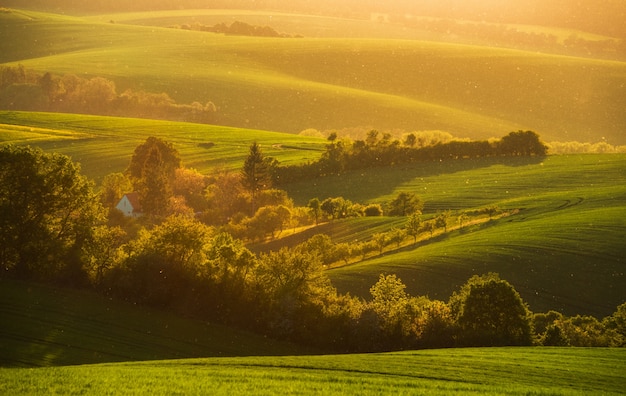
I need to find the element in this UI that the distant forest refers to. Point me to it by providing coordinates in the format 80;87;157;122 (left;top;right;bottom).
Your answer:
0;65;217;123
6;0;625;39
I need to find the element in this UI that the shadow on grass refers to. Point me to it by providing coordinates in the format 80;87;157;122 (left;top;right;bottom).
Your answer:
285;156;546;205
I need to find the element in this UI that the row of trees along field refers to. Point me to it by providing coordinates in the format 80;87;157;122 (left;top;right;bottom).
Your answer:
0;65;217;122
169;20;303;39
273;130;547;184
2;142;625;351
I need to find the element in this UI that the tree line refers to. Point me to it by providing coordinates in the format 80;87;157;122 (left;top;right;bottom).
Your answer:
273;130;548;184
0;65;217;123
1;142;624;351
395;16;625;60
100;137;502;252
169;20;302;38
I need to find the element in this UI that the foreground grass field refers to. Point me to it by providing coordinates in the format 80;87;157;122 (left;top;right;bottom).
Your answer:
0;280;309;367
2;9;625;144
1;348;624;395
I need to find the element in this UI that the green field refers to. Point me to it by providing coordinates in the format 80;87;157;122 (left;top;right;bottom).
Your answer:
2;111;625;318
0;280;310;367
1;347;624;395
1;7;625;394
1;9;625;144
298;154;626;318
0;111;326;182
2;279;625;394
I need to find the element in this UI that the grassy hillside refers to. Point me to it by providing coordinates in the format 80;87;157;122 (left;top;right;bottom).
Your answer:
0;111;326;182
2;112;624;317
310;154;626;318
1;9;624;144
0;280;310;367
1;347;624;394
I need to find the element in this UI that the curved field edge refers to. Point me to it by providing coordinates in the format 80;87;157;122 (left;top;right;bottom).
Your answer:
0;348;624;395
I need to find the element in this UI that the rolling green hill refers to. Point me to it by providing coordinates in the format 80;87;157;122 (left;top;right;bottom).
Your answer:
0;279;310;367
1;9;625;144
1;347;624;394
0;111;326;182
309;154;626;318
2;112;624;318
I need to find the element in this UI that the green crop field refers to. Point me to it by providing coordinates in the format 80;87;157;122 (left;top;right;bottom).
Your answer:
313;154;626;318
1;6;625;395
1;9;625;144
2;277;625;394
0;280;310;367
1;347;624;395
0;111;326;182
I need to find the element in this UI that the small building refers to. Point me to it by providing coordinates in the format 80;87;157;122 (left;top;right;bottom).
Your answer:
116;192;143;217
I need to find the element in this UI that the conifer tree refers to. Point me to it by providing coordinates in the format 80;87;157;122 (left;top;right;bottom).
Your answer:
241;142;271;213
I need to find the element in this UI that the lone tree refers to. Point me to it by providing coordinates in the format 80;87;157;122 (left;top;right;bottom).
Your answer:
498;130;547;156
307;198;322;225
241;142;272;213
449;273;532;346
405;212;422;243
387;192;423;216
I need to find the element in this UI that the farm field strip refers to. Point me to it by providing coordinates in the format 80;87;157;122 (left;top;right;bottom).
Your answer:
1;348;624;395
0;280;309;367
0;111;326;179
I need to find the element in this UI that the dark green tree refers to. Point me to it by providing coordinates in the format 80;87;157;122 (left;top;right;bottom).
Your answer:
321;197;351;220
307;198;322;225
449;273;532;346
241;142;272;213
497;130;548;156
435;210;451;232
0;145;104;282
126;136;181;181
136;146;172;216
100;172;133;208
405;211;422;243
387;192;423;216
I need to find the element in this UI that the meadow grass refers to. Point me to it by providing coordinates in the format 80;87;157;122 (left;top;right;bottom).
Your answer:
0;347;624;395
0;111;326;181
321;154;626;317
0;279;310;367
2;9;624;144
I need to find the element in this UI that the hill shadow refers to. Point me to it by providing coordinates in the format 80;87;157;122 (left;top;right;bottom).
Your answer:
285;155;546;205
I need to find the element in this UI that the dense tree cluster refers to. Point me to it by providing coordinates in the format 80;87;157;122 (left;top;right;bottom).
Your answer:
2;143;624;352
273;130;547;183
171;20;302;38
0;65;217;122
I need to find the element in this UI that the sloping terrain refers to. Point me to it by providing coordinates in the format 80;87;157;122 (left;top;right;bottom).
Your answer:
0;280;310;367
318;155;626;317
1;347;624;394
1;9;625;144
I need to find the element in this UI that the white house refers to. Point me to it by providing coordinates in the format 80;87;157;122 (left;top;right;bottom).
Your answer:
116;192;143;217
